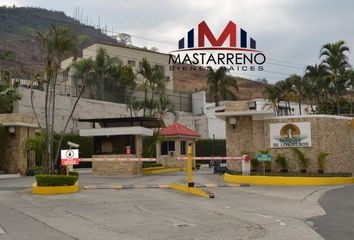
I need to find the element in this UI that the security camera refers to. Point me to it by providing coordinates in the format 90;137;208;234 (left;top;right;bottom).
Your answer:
67;141;80;148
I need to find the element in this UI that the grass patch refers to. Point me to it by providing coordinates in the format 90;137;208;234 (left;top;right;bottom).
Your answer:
226;170;352;177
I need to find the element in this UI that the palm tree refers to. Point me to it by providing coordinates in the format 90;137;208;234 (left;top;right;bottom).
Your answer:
93;48;121;100
287;74;304;115
207;67;238;106
138;57;164;116
264;85;280;115
304;64;330;108
36;26;78;173
320;40;350;115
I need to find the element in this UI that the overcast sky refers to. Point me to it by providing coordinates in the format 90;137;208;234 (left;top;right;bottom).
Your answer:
2;0;354;83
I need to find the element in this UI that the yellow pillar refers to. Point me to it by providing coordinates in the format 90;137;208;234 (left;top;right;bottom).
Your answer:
187;144;194;187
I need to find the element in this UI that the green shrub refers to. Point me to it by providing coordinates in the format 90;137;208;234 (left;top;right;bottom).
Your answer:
36;175;78;186
27;166;44;176
317;152;329;170
196;163;202;170
259;149;270;154
143;162;163;168
251;158;260;170
291;148;310;169
275;154;288;170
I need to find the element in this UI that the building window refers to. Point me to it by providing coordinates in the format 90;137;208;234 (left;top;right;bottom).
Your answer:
180;141;186;155
157;65;164;74
161;141;175;155
128;60;136;66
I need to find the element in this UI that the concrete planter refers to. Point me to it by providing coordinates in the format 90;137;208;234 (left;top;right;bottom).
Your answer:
32;181;79;195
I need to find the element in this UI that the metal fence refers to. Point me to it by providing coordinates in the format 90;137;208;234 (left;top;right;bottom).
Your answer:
20;82;193;112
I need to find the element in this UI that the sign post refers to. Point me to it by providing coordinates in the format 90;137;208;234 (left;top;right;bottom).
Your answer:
257;154;272;175
61;149;79;176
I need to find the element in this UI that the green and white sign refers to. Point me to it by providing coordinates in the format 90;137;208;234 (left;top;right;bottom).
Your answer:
270;122;311;148
257;154;271;162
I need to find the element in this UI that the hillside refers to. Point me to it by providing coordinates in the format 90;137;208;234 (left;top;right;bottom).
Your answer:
0;6;117;75
0;6;268;100
173;64;267;100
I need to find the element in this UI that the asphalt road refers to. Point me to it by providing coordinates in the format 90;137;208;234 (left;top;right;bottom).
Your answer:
310;185;354;240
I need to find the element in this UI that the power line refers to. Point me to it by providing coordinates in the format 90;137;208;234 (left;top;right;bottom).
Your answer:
11;10;318;70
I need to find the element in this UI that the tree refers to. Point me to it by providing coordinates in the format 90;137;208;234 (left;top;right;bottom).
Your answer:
320;40;350;115
287;74;304;115
207;67;238;106
0;82;21;113
304;64;330;108
93;47;121;100
138;57;164;116
24;130;46;168
52;57;95;164
36;25;78;173
116;33;132;46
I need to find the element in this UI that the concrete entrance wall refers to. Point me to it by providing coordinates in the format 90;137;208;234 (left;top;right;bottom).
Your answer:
224;103;354;173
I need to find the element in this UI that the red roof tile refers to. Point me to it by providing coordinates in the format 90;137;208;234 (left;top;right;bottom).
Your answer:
160;123;200;137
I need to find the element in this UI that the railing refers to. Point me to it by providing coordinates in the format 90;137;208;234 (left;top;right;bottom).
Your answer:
19;83;193;112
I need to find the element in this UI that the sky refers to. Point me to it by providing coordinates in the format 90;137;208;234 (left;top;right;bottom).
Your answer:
1;0;354;83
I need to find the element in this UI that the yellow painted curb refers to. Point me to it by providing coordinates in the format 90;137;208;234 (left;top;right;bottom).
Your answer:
224;173;354;186
32;181;79;195
169;183;214;198
143;168;182;175
142;166;165;171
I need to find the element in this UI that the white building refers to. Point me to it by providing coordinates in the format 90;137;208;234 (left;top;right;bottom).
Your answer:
60;42;173;95
192;91;314;139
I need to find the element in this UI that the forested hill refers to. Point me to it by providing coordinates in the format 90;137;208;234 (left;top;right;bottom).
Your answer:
0;6;117;75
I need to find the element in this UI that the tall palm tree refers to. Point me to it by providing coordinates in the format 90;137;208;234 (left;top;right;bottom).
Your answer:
36;26;78;173
320;40;350;115
207;67;238;106
138;57;164;116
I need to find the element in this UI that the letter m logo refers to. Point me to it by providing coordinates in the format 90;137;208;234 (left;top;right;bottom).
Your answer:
198;21;237;47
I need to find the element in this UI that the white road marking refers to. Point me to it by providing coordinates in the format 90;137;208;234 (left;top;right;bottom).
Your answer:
254;213;287;226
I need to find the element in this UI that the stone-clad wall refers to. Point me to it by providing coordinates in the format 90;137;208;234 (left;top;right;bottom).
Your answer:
225;111;354;173
0;113;37;174
92;155;142;176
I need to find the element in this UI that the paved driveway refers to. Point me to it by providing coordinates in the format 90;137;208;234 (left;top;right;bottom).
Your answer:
0;170;338;240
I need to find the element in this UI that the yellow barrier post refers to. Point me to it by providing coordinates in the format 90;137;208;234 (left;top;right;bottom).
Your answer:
187;143;194;187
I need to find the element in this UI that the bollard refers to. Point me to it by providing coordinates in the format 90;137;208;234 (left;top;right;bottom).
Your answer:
187;144;194;187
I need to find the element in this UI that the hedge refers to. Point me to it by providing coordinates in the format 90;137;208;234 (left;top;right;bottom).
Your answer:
196;139;226;157
36;175;78;186
143;162;162;168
